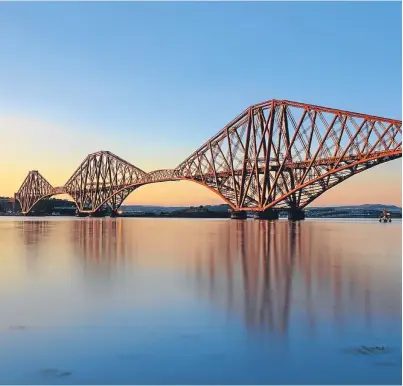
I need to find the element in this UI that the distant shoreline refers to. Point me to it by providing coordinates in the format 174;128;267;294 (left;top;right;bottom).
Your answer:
1;197;401;218
1;213;401;220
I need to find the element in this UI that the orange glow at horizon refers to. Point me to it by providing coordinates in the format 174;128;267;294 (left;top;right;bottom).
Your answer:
0;115;401;208
119;166;403;207
2;160;401;208
2;159;402;208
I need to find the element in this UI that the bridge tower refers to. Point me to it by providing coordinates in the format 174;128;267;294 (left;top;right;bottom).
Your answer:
15;171;54;215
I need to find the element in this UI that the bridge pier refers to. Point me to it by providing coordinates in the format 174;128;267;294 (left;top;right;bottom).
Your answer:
230;210;247;220
89;211;107;218
75;211;89;217
288;208;305;221
253;209;279;220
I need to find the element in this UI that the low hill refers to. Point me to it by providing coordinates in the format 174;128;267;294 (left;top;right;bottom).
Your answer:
308;204;401;213
122;203;401;214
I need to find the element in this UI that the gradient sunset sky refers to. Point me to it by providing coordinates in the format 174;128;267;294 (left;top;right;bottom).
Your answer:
0;2;401;207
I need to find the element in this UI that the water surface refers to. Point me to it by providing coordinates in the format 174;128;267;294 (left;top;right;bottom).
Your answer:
0;218;401;384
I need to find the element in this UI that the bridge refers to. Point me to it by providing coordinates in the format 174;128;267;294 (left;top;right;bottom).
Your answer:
14;99;402;220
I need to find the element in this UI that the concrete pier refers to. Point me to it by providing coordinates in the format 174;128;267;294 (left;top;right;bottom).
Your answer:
230;210;247;220
253;210;279;220
288;209;305;221
89;211;108;218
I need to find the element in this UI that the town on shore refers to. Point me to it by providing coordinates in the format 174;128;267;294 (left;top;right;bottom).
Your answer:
0;197;401;219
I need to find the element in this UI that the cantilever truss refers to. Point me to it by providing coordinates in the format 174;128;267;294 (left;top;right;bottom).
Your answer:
15;171;54;213
64;151;147;213
176;100;402;210
14;99;402;215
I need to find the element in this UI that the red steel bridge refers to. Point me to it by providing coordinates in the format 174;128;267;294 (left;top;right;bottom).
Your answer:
14;99;402;220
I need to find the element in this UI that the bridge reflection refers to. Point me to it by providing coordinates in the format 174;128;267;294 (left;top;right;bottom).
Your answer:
73;219;129;262
12;218;400;335
68;219;399;334
190;221;399;335
15;220;53;245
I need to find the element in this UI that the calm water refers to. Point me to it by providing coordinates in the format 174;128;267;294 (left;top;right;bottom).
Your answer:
0;217;401;385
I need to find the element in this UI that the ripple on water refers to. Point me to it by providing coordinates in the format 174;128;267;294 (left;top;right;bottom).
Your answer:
40;368;72;377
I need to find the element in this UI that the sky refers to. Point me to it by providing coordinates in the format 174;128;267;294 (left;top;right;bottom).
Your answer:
0;1;401;207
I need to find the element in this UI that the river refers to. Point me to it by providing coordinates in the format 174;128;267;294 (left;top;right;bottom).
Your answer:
0;217;401;384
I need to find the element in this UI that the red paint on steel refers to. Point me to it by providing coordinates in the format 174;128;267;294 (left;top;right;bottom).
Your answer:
15;100;402;214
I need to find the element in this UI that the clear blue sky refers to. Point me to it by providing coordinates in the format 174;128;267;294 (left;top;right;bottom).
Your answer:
0;1;401;205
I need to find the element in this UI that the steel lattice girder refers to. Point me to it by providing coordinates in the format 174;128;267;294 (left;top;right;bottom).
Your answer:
63;151;148;212
15;171;54;214
14;99;402;214
175;99;401;210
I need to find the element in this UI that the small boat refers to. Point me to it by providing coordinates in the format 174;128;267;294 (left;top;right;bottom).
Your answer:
379;208;392;223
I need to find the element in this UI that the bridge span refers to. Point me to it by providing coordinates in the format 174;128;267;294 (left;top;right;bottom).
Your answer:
14;99;402;219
